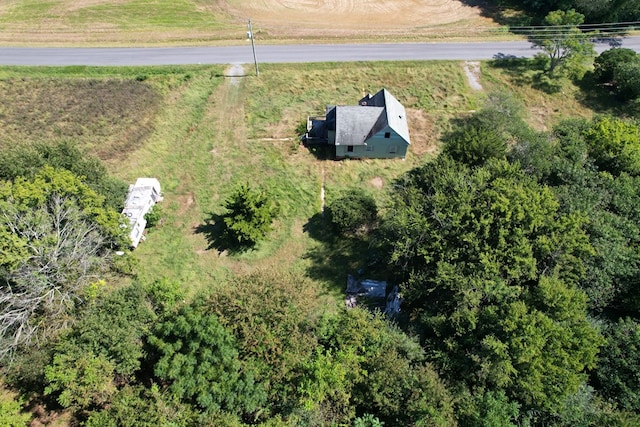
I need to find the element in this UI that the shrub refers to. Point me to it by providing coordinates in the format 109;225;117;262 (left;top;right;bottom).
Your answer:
614;61;640;101
325;189;377;234
584;116;640;175
0;140;128;211
0;394;31;427
443;126;507;167
144;205;162;228
594;48;639;84
44;353;116;411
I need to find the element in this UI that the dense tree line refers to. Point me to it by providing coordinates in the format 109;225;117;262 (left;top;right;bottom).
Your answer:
494;0;640;23
391;97;640;424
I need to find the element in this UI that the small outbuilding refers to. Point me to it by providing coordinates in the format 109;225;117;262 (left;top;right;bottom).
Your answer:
304;88;411;159
121;178;163;248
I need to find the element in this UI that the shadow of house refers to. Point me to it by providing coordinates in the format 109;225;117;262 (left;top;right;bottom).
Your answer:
303;89;411;160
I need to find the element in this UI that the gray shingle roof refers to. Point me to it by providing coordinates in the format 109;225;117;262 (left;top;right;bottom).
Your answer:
335;106;383;145
333;88;410;146
363;89;411;144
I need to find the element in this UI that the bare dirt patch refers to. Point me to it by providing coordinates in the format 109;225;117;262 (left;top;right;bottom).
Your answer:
175;192;197;220
464;61;483;91
225;63;246;86
370;176;384;189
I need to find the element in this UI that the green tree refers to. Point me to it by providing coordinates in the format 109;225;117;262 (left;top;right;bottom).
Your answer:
505;0;640;23
583;116;640;176
0;166;128;362
593;48;639;84
513;119;640;312
0;392;31;427
44;352;116;411
574;0;640;22
516;0;573;16
298;345;359;423
613;61;640;101
315;308;456;426
53;283;157;380
0;140;128;211
84;385;204;427
353;413;384;427
530;9;595;77
443;126;507;167
208;271;320;418
380;157;601;413
326;189;377;234
464;390;520;427
593;318;640;412
446;93;533;168
222;183;279;248
148;303;266;415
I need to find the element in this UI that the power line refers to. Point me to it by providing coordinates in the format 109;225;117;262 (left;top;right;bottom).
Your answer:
508;20;640;30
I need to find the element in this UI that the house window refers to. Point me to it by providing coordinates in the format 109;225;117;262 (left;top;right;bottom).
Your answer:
347;145;354;152
389;146;397;154
384;132;391;139
366;145;374;152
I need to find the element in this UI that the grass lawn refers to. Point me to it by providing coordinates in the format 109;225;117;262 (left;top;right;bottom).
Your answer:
0;0;236;45
0;60;600;300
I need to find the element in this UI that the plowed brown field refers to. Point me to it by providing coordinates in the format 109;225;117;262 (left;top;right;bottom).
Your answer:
0;0;498;46
226;0;494;38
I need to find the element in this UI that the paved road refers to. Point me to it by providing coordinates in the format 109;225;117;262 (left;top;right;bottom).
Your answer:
1;37;639;66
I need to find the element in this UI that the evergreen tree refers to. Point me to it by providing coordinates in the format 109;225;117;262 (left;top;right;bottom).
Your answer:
223;184;278;248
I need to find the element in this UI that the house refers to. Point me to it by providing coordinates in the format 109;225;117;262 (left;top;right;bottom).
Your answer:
121;178;163;248
304;89;411;159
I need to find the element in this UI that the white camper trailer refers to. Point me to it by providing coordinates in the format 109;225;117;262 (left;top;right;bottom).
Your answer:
122;178;163;248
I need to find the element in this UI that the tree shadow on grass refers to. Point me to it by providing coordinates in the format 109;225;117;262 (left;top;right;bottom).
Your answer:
488;54;570;94
458;0;535;27
194;213;253;255
574;71;639;116
489;54;538;86
302;212;389;294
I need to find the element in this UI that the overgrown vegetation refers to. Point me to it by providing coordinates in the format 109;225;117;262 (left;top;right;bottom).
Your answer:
2;52;640;425
0;77;161;160
0;167;129;362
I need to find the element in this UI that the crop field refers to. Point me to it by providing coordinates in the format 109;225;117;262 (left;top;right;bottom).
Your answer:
0;0;503;45
0;61;596;298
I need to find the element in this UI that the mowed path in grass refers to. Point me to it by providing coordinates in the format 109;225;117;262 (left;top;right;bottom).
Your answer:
116;65;324;295
0;0;499;46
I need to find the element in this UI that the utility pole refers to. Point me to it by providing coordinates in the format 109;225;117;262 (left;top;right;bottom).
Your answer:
247;19;259;77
